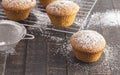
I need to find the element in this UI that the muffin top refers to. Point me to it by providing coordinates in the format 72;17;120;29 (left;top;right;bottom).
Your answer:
70;30;106;53
46;0;80;16
2;0;36;10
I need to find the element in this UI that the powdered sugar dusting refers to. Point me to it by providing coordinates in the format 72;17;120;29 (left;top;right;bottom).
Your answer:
104;45;115;61
71;30;106;52
27;9;51;33
2;0;36;9
57;44;72;56
50;41;72;56
32;9;50;27
49;36;63;42
88;10;120;28
0;42;6;45
104;45;120;70
46;0;79;15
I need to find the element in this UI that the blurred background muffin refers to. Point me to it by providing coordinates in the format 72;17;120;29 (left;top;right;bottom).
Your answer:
70;30;106;62
39;0;58;7
2;0;36;21
46;0;79;27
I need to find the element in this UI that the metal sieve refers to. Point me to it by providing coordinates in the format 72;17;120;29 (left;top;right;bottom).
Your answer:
0;20;34;52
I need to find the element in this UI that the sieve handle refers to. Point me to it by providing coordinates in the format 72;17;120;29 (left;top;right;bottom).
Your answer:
23;34;35;40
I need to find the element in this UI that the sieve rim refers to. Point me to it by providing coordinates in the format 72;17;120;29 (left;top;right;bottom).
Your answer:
0;20;27;46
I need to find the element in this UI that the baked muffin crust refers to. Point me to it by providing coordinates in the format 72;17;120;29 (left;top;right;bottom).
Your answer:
70;30;106;53
46;1;80;16
2;0;36;10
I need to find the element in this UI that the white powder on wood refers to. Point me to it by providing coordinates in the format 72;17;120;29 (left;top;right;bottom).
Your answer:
104;45;120;70
50;41;72;56
0;42;5;45
49;36;63;42
104;45;114;61
88;10;120;28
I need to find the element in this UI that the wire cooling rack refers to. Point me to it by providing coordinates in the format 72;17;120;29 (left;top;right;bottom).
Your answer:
0;0;98;34
42;0;98;34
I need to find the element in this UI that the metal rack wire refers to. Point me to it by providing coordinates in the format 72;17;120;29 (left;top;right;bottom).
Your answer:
0;0;98;34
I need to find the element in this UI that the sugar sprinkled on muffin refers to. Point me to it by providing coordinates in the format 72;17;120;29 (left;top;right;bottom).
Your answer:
70;30;106;62
2;0;36;21
46;0;80;27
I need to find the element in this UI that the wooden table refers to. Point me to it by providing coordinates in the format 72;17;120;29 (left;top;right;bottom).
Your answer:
0;0;120;75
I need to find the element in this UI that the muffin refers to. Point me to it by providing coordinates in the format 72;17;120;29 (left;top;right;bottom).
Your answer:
46;1;80;27
39;0;58;7
1;0;36;21
70;30;106;62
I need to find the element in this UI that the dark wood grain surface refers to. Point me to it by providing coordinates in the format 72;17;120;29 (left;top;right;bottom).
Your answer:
0;0;120;75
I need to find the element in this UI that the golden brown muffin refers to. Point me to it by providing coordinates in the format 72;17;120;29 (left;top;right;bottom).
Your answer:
70;30;106;62
2;0;36;21
46;0;80;27
39;0;58;7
